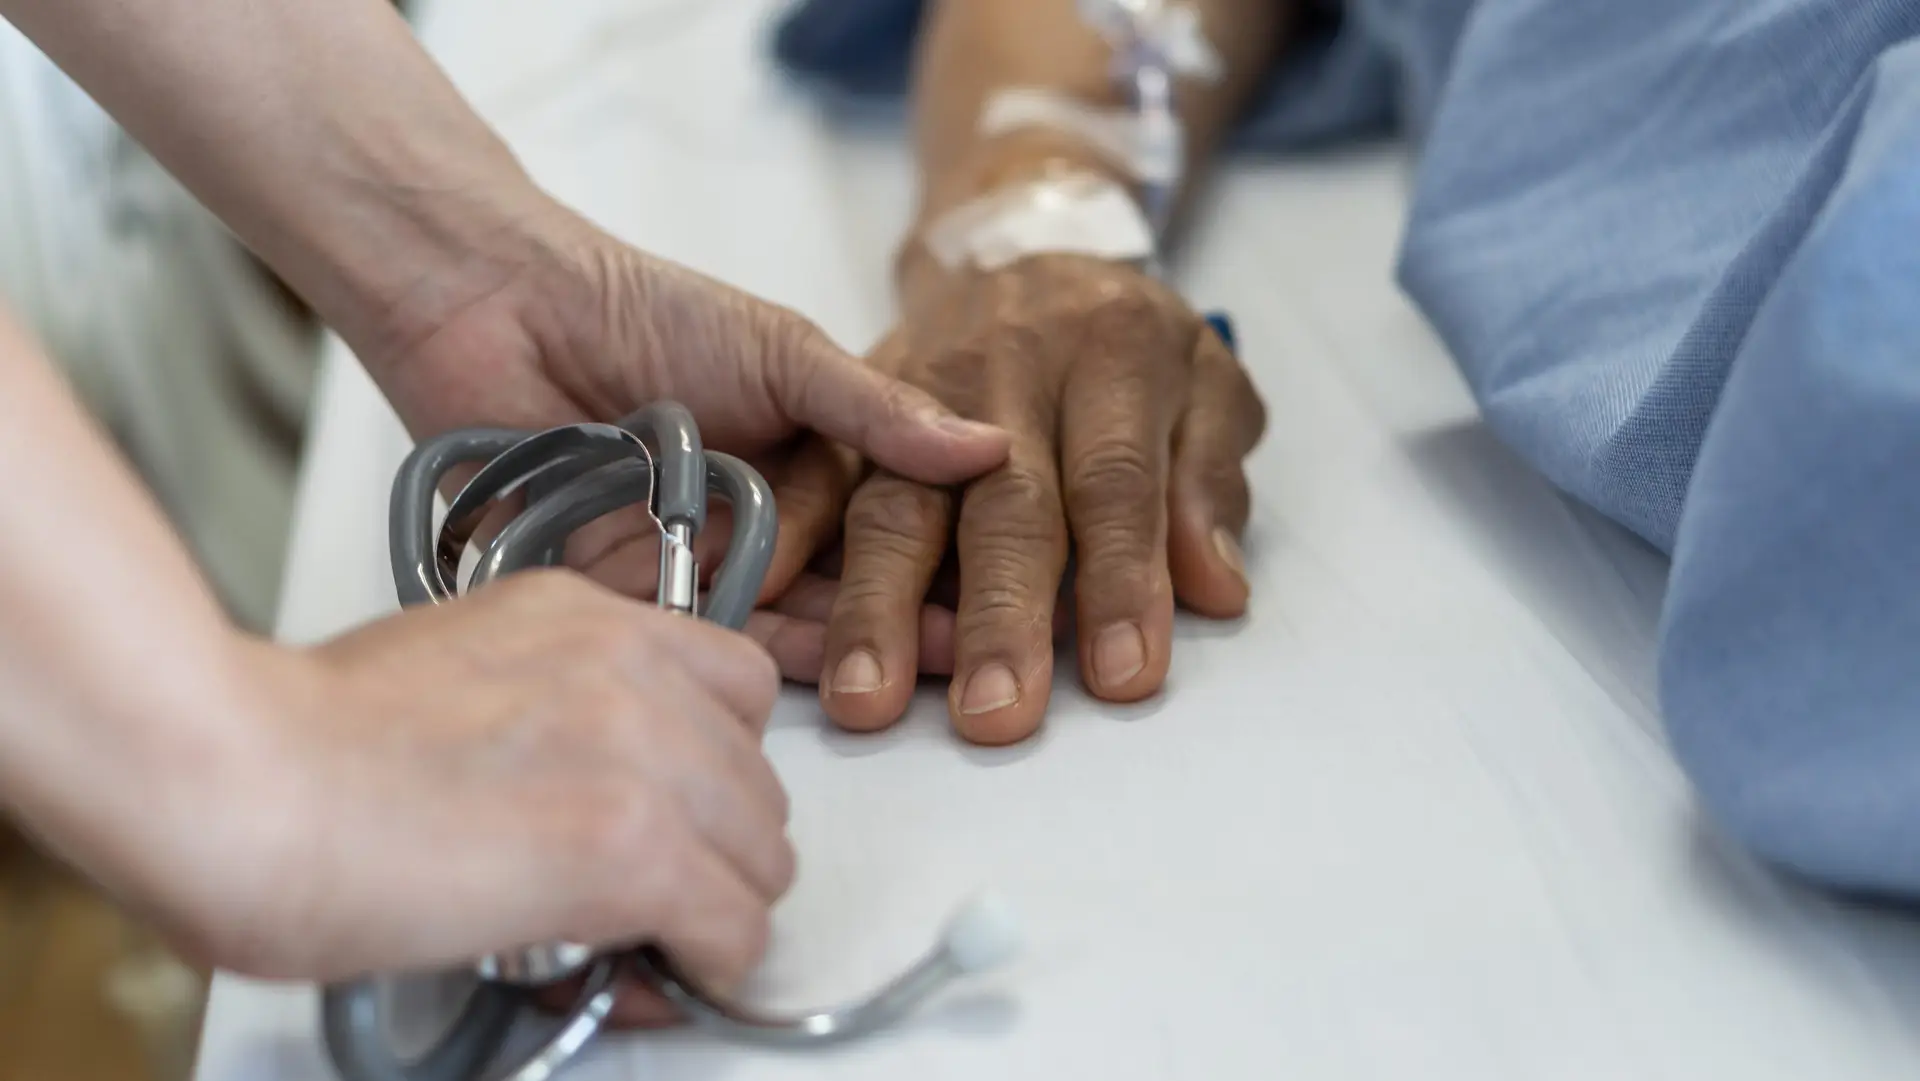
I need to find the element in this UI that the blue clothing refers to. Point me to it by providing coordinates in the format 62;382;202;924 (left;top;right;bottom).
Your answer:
772;0;1920;900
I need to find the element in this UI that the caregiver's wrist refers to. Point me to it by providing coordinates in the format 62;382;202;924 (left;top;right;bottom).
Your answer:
82;634;333;977
319;154;561;364
0;626;288;956
124;635;337;976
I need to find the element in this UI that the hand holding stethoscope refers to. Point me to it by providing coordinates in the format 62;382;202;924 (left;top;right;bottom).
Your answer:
320;402;1023;1081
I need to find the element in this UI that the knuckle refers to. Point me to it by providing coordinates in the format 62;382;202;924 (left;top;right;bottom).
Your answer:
924;339;991;388
582;606;646;652
1068;442;1157;512
876;373;923;422
963;512;1063;565
929;320;1044;382
777;452;859;526
1203;457;1253;495
1075;512;1160;561
974;313;1052;363
710;620;778;673
1082;285;1160;332
961;583;1053;644
761;305;824;372
1087;289;1189;365
738;644;781;718
565;672;642;745
498;567;585;607
964;462;1061;530
831;572;910;615
570;800;688;940
739;905;774;965
767;837;799;896
969;581;1038;622
865;328;911;376
990;316;1051;364
571;783;668;877
1198;350;1269;439
774;475;833;521
959;544;1057;629
739;747;793;823
847;479;948;552
1231;370;1270;441
711;903;775;988
1179;449;1254;504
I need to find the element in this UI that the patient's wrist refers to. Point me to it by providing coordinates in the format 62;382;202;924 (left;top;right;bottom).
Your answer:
897;133;1147;305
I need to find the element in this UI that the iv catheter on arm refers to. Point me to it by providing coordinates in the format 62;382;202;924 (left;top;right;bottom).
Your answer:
903;0;1294;286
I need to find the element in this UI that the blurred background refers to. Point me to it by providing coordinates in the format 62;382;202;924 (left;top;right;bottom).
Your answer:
1;825;208;1081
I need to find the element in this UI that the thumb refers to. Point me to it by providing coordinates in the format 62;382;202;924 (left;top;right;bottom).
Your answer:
765;317;1010;485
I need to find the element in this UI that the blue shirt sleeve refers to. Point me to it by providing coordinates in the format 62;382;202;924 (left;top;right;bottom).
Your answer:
1656;41;1920;899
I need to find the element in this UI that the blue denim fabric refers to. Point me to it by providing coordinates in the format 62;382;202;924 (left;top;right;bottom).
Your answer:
770;0;1920;897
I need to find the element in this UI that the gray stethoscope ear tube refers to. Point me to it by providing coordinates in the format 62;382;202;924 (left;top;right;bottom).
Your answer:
320;402;1018;1081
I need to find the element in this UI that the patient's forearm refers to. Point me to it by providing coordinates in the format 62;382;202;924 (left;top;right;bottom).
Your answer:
0;0;545;359
902;0;1293;279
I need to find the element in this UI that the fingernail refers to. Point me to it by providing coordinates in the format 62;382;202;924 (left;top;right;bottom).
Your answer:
831;650;884;695
1093;623;1147;689
959;663;1021;715
1213;527;1248;587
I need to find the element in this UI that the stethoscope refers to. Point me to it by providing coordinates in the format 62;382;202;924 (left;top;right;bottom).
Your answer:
320;401;1022;1081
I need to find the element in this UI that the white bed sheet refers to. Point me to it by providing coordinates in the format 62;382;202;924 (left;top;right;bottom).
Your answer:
194;1;1920;1078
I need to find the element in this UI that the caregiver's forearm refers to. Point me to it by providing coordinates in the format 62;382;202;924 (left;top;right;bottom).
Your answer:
0;303;256;914
900;0;1293;286
0;0;546;358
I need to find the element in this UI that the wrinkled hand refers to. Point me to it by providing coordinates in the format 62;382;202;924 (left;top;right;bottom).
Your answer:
785;255;1266;745
178;571;789;988
358;202;1010;678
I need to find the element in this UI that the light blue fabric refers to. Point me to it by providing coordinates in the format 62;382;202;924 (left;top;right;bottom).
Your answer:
770;0;1920;899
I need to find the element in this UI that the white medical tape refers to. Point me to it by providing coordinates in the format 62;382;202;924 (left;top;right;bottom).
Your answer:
921;171;1155;273
979;86;1183;188
1076;0;1225;84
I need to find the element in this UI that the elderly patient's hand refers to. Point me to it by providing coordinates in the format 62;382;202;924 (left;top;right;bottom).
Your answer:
793;254;1267;745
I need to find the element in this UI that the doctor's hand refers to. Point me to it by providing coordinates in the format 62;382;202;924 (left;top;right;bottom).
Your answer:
190;570;792;987
354;201;1010;679
800;254;1266;745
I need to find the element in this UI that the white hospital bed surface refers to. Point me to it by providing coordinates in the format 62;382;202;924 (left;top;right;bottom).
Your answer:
194;2;1920;1079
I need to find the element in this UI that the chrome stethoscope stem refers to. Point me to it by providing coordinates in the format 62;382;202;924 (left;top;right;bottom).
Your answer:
634;944;961;1048
658;520;698;615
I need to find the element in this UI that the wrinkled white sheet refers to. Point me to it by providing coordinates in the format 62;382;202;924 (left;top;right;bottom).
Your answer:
194;1;1920;1078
